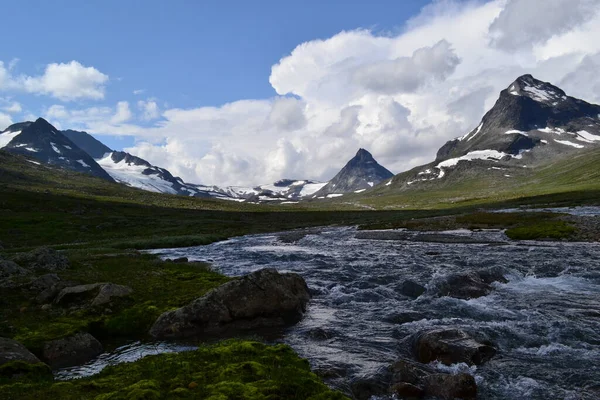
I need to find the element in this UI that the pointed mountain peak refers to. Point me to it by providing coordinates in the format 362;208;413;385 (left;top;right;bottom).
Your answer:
353;148;374;161
505;74;567;103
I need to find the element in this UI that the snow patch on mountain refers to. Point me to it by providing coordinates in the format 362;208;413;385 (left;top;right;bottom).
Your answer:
97;153;177;194
554;139;585;149
0;130;21;148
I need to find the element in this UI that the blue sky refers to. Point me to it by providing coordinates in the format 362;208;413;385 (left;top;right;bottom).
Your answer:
2;0;600;186
3;1;426;127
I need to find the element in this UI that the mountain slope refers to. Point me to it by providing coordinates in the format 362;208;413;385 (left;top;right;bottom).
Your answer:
62;129;112;159
313;148;393;197
0;118;113;181
380;74;600;190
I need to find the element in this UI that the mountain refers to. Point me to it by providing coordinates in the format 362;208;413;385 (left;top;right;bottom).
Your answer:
62;129;112;159
313;148;394;198
382;74;600;189
0;118;113;181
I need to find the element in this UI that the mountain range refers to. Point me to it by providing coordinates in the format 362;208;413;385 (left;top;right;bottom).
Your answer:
1;74;599;204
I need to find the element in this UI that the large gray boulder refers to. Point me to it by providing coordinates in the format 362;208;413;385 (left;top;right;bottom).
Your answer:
413;328;496;366
42;332;103;368
150;268;311;339
12;247;69;272
0;337;42;365
0;259;28;288
54;282;133;308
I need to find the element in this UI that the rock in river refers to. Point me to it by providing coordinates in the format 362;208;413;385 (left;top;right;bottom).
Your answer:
149;268;311;339
413;328;496;366
42;332;103;368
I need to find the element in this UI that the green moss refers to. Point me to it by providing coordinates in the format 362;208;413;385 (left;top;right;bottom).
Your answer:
0;362;52;384
506;220;577;240
0;341;348;400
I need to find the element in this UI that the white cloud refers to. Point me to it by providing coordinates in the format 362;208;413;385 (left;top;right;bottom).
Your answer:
42;0;600;187
111;101;132;123
0;112;13;130
133;89;145;95
137;99;160;121
0;60;109;101
489;0;600;51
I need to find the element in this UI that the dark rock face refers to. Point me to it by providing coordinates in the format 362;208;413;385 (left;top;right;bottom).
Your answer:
0;337;42;366
149;268;311;339
436;75;600;162
1;118;113;181
434;268;507;299
12;247;70;272
61;129;112;159
42;332;103;368
413;328;496;366
314;148;394;196
422;373;477;399
398;280;426;299
391;359;477;400
54;282;133;308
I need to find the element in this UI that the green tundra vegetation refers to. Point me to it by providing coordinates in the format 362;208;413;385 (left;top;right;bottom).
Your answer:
0;149;597;399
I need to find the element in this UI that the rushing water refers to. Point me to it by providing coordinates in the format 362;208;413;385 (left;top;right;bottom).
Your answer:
59;227;600;399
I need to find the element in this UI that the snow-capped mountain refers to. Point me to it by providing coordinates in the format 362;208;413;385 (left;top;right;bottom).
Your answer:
0;118;113;181
384;74;600;188
313;148;394;198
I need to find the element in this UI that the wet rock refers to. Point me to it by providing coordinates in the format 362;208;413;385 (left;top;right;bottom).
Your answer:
54;282;133;308
398;280;426;299
42;332;103;368
314;365;347;379
392;382;424;399
149;268;310;339
435;271;493;299
350;368;392;400
413;328;496;366
307;327;335;340
12;247;69;271
422;373;477;399
384;311;426;325
171;257;188;263
390;359;477;399
0;337;42;366
477;266;509;284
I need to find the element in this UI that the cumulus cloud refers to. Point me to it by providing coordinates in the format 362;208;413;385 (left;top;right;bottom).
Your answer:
0;112;13;130
489;0;600;51
43;0;600;186
352;40;460;94
0;60;108;101
111;101;132;124
268;97;306;131
137;99;160;121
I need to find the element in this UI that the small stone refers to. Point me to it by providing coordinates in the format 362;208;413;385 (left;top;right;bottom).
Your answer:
172;257;188;263
188;382;198;389
41;304;51;311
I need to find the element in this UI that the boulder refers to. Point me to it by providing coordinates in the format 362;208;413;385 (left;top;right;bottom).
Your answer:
391;382;424;399
397;280;426;299
390;359;477;400
29;273;61;291
422;373;477;399
54;282;133;308
350;368;392;400
435;272;492;299
12;247;69;271
413;328;496;366
0;337;42;366
0;259;28;288
42;332;103;368
150;268;310;339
